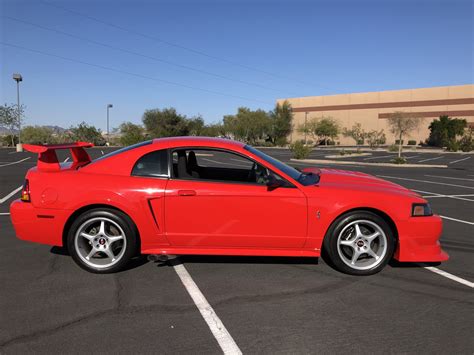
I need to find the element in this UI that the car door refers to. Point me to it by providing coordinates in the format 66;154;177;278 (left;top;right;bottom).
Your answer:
163;148;307;249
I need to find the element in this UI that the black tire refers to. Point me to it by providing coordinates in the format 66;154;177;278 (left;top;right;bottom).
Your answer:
322;211;395;276
67;208;138;274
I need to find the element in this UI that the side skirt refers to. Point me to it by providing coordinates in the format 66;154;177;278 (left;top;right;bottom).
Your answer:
141;247;320;258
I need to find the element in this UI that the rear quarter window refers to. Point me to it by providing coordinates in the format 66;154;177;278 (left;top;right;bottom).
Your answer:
131;149;169;177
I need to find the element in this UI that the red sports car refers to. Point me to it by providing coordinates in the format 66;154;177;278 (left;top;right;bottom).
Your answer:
10;137;448;275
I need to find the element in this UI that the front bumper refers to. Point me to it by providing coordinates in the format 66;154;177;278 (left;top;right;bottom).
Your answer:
394;214;448;262
10;199;68;246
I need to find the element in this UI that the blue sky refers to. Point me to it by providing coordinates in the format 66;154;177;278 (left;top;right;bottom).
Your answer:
1;0;472;130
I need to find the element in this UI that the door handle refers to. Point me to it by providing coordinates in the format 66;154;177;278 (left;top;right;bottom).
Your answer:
178;190;196;196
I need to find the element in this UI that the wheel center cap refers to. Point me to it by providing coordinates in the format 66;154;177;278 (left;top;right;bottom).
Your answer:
99;238;106;245
357;240;365;247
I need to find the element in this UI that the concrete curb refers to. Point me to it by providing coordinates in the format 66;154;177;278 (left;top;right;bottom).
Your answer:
290;158;447;168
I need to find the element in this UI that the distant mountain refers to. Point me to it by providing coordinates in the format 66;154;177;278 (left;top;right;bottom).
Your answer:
0;126;16;135
0;125;67;135
43;125;67;133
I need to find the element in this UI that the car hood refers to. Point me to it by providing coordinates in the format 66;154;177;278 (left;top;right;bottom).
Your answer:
303;167;420;197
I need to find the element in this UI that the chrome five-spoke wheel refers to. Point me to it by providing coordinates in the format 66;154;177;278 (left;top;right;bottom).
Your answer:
75;217;127;269
337;220;387;271
68;208;138;273
323;211;395;275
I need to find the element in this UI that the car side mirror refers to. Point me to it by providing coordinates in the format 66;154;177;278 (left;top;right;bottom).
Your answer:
266;174;282;190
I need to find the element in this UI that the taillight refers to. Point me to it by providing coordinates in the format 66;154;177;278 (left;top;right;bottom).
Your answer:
20;179;31;202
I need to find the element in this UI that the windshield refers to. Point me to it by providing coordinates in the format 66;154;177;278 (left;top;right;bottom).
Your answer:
244;145;320;186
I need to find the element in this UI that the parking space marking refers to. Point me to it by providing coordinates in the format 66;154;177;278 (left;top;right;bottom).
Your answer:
449;156;471;165
173;261;242;355
439;215;474;225
0;157;31;167
290;161;366;168
0;212;10;216
413;189;474;202
363;154;393;161
424;174;474;182
423;194;474;199
405;155;421;159
422;265;474;288
377;175;474;190
0;186;22;204
418;155;444;163
201;157;250;169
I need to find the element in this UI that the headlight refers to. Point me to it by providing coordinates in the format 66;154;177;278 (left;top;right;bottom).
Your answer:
412;203;433;217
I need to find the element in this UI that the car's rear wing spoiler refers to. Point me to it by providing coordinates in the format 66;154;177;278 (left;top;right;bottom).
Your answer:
23;142;94;172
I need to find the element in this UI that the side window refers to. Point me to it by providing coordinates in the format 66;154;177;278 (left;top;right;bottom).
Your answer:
172;148;293;187
132;149;169;177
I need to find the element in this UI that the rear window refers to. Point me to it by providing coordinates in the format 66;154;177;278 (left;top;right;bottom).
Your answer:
132;149;169;177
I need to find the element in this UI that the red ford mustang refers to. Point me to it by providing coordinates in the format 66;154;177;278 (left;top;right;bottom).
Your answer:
10;137;448;275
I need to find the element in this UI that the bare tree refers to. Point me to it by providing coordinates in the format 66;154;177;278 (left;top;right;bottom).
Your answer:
0;103;25;146
387;111;423;158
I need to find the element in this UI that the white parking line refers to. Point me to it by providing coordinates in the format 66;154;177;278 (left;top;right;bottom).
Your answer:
422;194;474;199
424;174;474;182
0;186;23;204
201;157;249;168
0;212;10;216
449;156;471;165
230;158;252;165
377;175;474;190
405;155;421;159
0;157;31;167
439;215;474;225
418;155;444;163
421;265;474;288
290;161;366;169
173;262;242;355
413;189;474;202
363;154;393;161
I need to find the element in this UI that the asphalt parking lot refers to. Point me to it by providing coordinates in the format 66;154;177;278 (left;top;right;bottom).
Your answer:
0;146;473;354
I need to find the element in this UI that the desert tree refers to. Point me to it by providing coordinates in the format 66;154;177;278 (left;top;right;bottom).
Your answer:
386;111;423;158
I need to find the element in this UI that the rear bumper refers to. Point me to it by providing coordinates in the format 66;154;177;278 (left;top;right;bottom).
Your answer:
10;199;68;246
394;214;449;262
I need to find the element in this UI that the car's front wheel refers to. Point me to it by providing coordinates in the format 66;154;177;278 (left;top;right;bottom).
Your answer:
323;211;395;275
67;208;138;273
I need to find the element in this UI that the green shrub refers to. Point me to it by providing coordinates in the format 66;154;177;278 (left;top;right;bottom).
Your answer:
395;139;404;145
408;140;417;146
459;129;473;152
289;141;312;159
445;140;459;152
388;145;398;152
274;137;288;147
1;134;18;147
257;141;275;147
392;157;407;164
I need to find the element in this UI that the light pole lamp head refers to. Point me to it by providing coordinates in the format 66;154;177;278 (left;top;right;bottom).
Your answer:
13;73;23;82
107;104;113;108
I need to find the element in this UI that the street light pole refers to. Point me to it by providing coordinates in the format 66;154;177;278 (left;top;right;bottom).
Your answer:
106;104;113;145
12;73;23;151
304;112;308;145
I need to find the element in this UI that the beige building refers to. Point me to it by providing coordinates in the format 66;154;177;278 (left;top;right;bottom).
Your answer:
278;84;474;145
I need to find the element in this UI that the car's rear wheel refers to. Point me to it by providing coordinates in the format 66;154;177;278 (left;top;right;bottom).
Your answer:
323;211;395;275
67;208;137;273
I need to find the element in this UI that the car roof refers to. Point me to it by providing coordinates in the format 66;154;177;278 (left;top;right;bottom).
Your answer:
152;136;245;150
